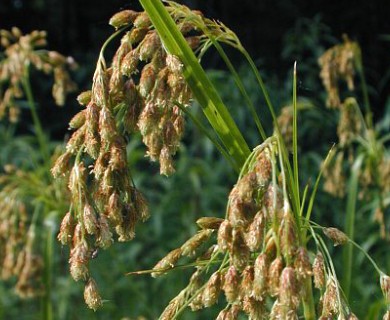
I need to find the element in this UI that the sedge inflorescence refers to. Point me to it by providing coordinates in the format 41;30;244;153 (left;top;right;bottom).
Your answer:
151;138;357;319
0;27;77;122
52;3;205;310
319;38;390;239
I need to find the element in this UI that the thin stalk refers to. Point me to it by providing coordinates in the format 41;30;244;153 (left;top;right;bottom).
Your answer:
357;65;373;129
211;40;267;140
292;62;300;207
42;220;54;320
342;154;364;299
21;64;50;165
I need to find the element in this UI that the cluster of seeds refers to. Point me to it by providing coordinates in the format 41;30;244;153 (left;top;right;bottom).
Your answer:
0;167;44;298
151;138;359;319
318;35;360;109
0;27;76;122
319;38;390;239
52;4;205;310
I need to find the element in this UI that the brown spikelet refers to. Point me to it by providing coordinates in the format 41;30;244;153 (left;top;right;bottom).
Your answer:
253;253;269;300
223;265;240;303
323;227;348;246
313;252;326;289
268;257;283;297
196;217;224;230
151;248;182;278
202;271;221;307
84;277;102;311
181;229;213;257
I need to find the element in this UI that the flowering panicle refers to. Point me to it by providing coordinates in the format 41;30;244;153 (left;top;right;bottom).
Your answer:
318;35;361;108
148;136;358;319
0;28;76;122
51;2;207;309
0;171;44;298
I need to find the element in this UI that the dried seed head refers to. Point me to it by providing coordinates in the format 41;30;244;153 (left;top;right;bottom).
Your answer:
83;203;98;235
323;227;348;246
322;278;339;316
181;229;213;257
133;188;149;222
57;211;75;245
202;271;221;307
231;229;250;271
196;217;224;230
139;32;160;61
313;252;326;289
139;63;156;98
242;296;267;320
279;209;298;262
159;146;175;176
223;265;240;303
253;253;269;300
51;152;72;178
84;277;102;311
380;273;390;302
96;214;113;249
268;257;283;297
244;210;265;252
347;313;358;320
166;54;183;74
294;247;312;280
69;241;90;281
279;267;299;309
107;191;123;225
217;219;232;252
151;248;182;278
109;10;140;29
240;265;254;298
383;311;390;320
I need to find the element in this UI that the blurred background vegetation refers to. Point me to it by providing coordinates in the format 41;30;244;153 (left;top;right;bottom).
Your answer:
1;0;390;319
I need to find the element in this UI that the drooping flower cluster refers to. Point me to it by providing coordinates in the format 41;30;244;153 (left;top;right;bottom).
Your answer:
0;27;77;122
318;35;361;109
51;4;205;310
150;138;357;319
0;167;44;298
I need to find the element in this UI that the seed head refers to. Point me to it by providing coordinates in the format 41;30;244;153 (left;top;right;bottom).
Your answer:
57;211;75;245
181;229;213;257
268;257;283;297
380;273;390;302
196;217;224;230
84;277;102;311
244;210;265;252
223;265;240;303
77;90;92;105
83;203;98;235
322;278;339;316
313;252;326;289
279;267;299;309
294;247;312;280
151;248;182;278
202;271;221;307
96;214;113;249
217;220;232;252
383;311;390;320
253;253;269;300
323;227;348;246
109;10;140;29
240;265;254;298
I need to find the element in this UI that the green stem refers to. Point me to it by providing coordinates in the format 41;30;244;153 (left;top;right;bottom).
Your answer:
342;154;364;299
43;219;54;320
302;277;316;320
21;64;50;165
357;65;373;129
